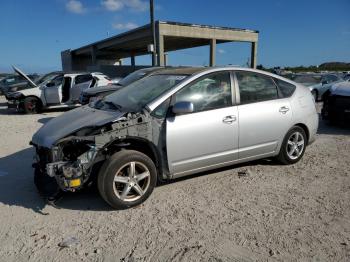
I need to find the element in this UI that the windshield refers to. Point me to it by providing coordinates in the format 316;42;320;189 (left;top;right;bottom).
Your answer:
35;73;61;85
93;74;187;112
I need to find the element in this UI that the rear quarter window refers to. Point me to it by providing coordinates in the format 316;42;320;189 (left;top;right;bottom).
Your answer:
274;79;296;98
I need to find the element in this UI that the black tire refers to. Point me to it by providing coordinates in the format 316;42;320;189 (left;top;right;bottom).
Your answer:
97;150;157;209
277;126;307;165
23;97;41;114
311;90;318;102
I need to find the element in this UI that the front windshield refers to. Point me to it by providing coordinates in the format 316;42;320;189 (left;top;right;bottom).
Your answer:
94;74;187;112
35;73;61;85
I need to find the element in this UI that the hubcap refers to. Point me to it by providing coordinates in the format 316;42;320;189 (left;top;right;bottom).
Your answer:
112;161;150;202
286;131;305;160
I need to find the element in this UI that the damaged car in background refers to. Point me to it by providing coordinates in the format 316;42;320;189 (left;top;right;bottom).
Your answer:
79;67;164;105
31;67;318;209
6;70;111;113
322;78;350;125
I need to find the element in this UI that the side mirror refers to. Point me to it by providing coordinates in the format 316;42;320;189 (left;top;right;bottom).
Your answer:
172;101;194;114
46;82;55;87
322;80;328;85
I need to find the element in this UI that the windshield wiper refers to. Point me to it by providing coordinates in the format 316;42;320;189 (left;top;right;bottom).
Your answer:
104;101;123;110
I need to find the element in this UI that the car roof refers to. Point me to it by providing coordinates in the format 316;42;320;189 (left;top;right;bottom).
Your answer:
151;67;207;76
63;72;106;77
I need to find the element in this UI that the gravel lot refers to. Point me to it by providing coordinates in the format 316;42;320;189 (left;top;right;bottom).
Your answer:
0;96;349;261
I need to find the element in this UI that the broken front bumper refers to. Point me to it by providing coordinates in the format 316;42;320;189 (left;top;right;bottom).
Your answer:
32;144;98;192
7;99;20;110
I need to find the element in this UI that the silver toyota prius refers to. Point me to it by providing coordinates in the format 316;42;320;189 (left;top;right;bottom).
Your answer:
31;67;318;209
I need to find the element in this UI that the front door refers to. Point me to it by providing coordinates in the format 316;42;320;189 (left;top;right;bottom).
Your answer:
235;71;293;159
166;71;239;177
43;75;63;105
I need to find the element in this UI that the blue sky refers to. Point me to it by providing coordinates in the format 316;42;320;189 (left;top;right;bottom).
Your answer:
0;0;349;73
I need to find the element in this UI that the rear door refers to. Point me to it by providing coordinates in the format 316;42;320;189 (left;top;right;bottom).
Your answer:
166;71;239;177
70;74;93;102
235;71;293;160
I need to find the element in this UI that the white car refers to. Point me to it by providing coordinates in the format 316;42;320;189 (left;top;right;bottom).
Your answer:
6;68;111;113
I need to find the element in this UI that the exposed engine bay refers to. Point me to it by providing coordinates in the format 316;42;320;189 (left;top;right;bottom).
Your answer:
32;110;166;197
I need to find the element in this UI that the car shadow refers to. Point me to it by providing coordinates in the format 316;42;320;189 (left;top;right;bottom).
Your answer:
0;146;278;212
0;147;111;212
0;148;48;214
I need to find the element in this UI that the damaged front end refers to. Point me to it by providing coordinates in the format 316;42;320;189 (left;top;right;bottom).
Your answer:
32;111;154;195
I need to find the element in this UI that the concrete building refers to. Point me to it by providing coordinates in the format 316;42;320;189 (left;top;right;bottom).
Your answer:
61;21;259;76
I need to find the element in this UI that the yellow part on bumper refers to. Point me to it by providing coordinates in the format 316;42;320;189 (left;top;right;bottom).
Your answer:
69;179;81;187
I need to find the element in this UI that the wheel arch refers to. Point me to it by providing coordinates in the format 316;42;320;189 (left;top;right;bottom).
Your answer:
294;123;310;143
104;136;164;181
21;95;43;110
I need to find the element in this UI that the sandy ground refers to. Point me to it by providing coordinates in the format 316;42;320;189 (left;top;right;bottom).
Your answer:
0;96;349;261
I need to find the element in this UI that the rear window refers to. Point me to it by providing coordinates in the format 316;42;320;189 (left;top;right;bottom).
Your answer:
274;79;296;98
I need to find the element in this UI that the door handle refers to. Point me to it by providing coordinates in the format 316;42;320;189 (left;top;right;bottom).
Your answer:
279;106;290;114
222;115;236;124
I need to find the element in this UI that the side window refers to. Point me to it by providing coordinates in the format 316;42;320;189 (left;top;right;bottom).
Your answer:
51;75;63;86
75;74;93;85
174;72;232;113
274;78;296;97
151;98;171;119
236;71;278;104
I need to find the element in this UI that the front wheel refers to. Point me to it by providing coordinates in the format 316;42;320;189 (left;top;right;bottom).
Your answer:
97;150;157;209
23;97;41;114
277;126;307;165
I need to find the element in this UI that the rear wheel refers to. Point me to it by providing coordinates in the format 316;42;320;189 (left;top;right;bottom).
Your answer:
277;126;307;165
98;150;157;209
23;97;41;114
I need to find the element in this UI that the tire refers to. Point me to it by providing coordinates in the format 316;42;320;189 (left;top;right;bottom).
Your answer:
311;90;318;102
97;150;157;209
277;126;307;165
23;97;41;114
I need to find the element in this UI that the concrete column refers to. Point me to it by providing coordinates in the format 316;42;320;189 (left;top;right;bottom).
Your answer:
250;42;258;68
91;46;97;65
210;39;216;66
164;53;168;66
131;55;135;67
157;34;165;66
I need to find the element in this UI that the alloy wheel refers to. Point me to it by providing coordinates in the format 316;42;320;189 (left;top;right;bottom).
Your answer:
112;161;151;202
286;131;305;160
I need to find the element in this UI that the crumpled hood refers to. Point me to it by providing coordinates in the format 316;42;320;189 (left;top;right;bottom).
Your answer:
330;81;350;96
32;106;124;148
